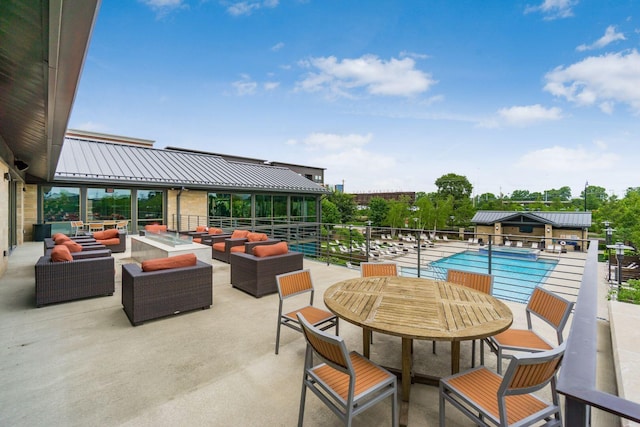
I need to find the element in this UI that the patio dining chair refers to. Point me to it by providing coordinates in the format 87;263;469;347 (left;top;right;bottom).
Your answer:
446;269;493;367
439;342;565;427
483;286;574;374
275;269;338;354
88;222;104;233
116;220;128;234
361;262;398;344
297;313;398;427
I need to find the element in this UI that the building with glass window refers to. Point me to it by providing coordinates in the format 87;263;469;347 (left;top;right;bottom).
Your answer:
36;130;328;238
0;2;329;277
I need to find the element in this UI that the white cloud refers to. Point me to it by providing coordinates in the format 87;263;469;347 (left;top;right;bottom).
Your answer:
497;104;563;126
577;26;626;51
288;132;372;151
524;0;577;20
232;75;258;95
515;144;619;171
296;54;436;98
271;42;284;52
226;0;279;16
140;0;186;16
264;81;280;90
544;49;640;113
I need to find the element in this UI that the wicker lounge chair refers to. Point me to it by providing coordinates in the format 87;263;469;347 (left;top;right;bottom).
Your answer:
229;249;304;297
35;254;115;307
121;260;213;326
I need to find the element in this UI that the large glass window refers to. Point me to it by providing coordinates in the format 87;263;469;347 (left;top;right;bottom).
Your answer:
232;193;251;219
87;188;131;221
291;196;304;222
305;196;317;222
42;186;80;222
255;194;272;218
209;193;231;217
273;195;288;222
137;190;164;227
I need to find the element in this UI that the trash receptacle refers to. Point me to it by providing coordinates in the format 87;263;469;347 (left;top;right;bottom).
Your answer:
32;223;51;242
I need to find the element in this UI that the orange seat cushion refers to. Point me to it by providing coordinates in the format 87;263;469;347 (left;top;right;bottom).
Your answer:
141;253;197;272
231;230;249;239
230;246;245;253
196;225;207;232
212;242;225;252
208;227;223;235
193;237;202;243
145;224;168;233
93;229;119;240
97;238;120;246
253;242;288;257
51;245;73;262
247;232;268;242
62;241;83;253
54;234;71;244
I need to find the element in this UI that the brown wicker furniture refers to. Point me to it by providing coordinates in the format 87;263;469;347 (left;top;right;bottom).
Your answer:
34;254;115;307
229;250;304;297
211;232;278;263
121;260;213;326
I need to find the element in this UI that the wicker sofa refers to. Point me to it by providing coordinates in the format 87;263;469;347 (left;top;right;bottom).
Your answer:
121;260;213;326
34;254;115;307
230;250;304;298
211;231;279;263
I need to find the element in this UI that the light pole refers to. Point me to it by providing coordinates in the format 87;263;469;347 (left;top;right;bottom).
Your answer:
584;181;588;211
606;242;634;287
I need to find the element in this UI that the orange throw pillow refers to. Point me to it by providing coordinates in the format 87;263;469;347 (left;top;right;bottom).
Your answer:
208;227;223;235
62;241;83;253
52;233;65;240
51;245;73;262
97;238;120;246
193;237;202;243
93;230;106;240
54;234;71;244
253;242;288;257
196;225;207;232
231;229;249;239
141;253;197;272
247;232;267;242
104;228;119;239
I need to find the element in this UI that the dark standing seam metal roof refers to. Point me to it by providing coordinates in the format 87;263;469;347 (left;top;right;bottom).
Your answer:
54;138;329;194
471;211;592;228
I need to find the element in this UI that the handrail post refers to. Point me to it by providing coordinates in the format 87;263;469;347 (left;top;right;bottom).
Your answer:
487;234;492;275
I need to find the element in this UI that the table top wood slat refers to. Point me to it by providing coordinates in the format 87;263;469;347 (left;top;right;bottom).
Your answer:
324;276;513;342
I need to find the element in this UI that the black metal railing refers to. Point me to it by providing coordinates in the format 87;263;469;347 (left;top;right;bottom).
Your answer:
558;239;640;425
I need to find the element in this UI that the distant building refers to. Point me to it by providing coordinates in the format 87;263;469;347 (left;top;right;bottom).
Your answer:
350;191;416;206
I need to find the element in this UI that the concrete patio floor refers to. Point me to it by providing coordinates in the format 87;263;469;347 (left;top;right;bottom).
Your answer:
0;239;620;426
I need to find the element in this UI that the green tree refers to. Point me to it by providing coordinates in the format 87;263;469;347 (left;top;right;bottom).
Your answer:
321;198;341;224
476;193;500;210
327;191;356;223
546;186;572;201
385;197;411;231
368;197;389;227
434;173;474;225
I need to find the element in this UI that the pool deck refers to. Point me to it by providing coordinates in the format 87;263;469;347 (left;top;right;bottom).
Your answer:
0;238;624;426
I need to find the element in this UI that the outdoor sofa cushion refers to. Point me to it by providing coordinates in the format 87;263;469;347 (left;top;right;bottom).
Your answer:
253;241;288;257
62;241;83;252
51;245;73;262
141;253;197;272
231;229;249;239
247;232;268;242
93;229;119;240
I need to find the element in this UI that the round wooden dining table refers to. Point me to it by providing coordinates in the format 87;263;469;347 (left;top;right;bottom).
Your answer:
324;275;513;425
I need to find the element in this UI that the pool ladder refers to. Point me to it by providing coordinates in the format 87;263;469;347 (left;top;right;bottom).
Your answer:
421;262;447;280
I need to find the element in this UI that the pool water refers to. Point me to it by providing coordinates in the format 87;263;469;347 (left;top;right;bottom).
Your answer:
401;250;558;303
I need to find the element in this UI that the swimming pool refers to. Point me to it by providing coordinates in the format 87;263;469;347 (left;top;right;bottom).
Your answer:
401;251;558;303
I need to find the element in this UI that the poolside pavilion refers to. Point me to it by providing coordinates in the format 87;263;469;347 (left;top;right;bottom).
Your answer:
472;210;592;250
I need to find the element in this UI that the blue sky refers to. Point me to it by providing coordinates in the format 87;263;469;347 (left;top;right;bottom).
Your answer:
69;0;640;199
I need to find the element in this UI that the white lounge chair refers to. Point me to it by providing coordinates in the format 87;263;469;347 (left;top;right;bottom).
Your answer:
504;241;512;247
531;242;539;249
516;241;523;248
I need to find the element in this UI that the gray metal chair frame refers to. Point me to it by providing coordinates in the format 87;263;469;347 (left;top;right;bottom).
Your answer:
483;286;574;374
297;313;398;427
446;269;494;367
275;269;338;354
439;343;565;427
